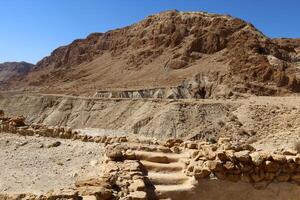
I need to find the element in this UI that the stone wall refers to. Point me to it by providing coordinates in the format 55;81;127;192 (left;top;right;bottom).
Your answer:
2;114;300;199
0;116;129;145
3;115;300;186
181;138;300;184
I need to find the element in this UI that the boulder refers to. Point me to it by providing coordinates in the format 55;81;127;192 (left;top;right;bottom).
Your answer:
75;178;111;188
272;154;287;164
123;160;142;172
239;163;254;173
127;191;147;200
234;150;251;163
223;161;235;171
250;152;268;166
193;165;211;179
128;179;146;192
118;136;128;143
207;160;223;172
265;161;280;173
165;138;183;148
106;147;124;161
186;142;197;149
8;116;26;127
204;150;216;160
47;141;61;148
282;163;296;173
294;154;300;164
282;149;297;156
45;188;81;200
124;150;136;160
78;186;112;200
216;151;228;162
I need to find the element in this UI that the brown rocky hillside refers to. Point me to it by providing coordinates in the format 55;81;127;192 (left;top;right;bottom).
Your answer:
6;10;300;97
0;62;34;87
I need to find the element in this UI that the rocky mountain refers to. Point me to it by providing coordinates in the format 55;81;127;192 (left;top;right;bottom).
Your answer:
0;62;34;86
5;10;300;97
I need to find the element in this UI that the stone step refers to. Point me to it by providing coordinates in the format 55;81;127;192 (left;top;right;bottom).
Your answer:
141;160;184;172
82;196;96;200
134;150;186;163
148;172;190;185
155;183;195;199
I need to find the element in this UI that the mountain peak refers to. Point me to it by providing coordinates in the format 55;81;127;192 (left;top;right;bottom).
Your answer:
2;11;300;96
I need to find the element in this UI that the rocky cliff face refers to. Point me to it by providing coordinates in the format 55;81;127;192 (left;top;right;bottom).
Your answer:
0;62;34;86
5;10;300;96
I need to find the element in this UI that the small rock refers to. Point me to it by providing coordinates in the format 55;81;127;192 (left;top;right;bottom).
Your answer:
207;160;223;172
250;151;268;166
47;141;61;148
223;161;235;170
265;161;280;173
128;179;145;192
193;165;211;179
234;150;251;163
90;160;99;166
216;151;228;162
282;149;297;156
272;154;287;164
127;191;147;200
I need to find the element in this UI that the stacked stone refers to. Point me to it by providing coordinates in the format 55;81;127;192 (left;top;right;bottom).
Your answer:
183;138;300;184
0;116;129;146
0;188;82;200
102;146;151;200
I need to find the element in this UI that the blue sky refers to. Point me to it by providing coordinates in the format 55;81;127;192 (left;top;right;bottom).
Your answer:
0;0;299;64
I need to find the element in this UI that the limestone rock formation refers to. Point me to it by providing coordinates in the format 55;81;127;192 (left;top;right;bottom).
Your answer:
3;10;300;97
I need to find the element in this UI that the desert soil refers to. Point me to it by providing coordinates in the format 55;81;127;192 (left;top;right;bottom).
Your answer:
0;133;105;195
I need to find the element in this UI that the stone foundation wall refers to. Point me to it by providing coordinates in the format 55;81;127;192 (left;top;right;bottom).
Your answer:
2;115;300;199
172;139;300;184
0;116;129;145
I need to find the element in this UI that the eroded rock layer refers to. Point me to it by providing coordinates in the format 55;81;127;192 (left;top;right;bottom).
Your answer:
4;11;300;96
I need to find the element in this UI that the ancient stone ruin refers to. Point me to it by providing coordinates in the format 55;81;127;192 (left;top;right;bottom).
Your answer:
2;114;300;200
